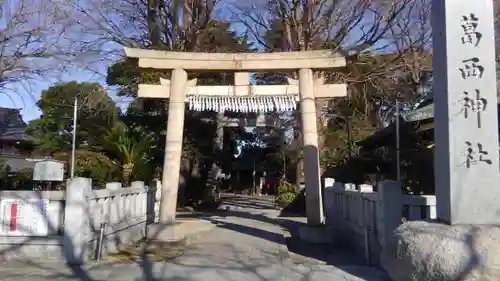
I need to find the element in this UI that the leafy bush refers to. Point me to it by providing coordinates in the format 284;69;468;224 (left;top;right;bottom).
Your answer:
276;180;298;206
0;159;34;190
277;192;296;206
53;150;118;187
276;180;296;195
0;159;10;179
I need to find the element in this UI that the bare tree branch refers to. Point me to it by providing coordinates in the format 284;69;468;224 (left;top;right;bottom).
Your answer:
0;0;73;100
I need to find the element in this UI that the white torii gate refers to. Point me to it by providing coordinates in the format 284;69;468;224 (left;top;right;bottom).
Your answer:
125;47;347;225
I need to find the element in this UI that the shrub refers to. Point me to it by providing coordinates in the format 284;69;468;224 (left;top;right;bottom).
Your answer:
276;180;298;206
276;180;296;195
53;150;118;187
277;192;296;206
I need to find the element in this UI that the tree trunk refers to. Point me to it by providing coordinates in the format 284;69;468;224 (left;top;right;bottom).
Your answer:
295;157;303;193
316;98;327;174
122;163;134;186
147;0;161;48
210;112;224;179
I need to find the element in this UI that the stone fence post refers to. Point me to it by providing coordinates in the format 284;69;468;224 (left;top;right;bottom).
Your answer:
324;177;335;188
130;181;145;221
131;181;144;189
148;180;161;224
106;181;122;232
106;182;122;190
62;177;92;265
323;178;335;225
375;180;402;254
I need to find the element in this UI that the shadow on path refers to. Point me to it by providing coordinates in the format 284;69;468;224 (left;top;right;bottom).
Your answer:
204;194;389;280
0;193;389;281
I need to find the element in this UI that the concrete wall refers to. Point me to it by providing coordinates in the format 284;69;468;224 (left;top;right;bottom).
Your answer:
0;178;159;264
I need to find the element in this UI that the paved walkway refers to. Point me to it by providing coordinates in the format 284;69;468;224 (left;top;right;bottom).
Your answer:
0;195;390;281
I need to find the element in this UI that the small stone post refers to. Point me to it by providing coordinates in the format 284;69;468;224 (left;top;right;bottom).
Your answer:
131;181;144;218
105;181;121;233
148;180;160;224
324;177;335;188
298;68;324;225
376;181;402;252
103;182;121;253
131;181;144;189
105;182;122;190
62;177;92;265
359;184;374;265
323;178;336;225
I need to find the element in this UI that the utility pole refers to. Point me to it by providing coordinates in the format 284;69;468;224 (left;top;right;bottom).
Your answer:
70;98;78;178
395;100;401;183
253;155;256;195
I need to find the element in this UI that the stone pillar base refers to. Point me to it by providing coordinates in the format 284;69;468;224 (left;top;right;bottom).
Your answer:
382;220;500;281
298;225;333;244
147;220;214;244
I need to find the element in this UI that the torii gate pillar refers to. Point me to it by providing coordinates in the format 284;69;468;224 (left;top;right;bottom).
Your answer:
159;68;187;224
298;68;323;224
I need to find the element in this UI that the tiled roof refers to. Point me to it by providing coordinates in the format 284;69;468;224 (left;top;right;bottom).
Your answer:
0;155;35;172
0;107;33;142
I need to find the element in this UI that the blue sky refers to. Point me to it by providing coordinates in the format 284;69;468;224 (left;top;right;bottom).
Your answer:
0;0;390;123
0;67;136;121
0;0;248;122
0;71;97;121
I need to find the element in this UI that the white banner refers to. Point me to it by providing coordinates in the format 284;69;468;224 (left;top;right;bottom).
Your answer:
0;199;49;236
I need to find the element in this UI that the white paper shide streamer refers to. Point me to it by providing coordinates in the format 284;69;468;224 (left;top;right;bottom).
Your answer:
188;95;297;112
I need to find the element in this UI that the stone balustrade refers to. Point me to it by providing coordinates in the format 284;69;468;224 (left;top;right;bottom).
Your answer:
323;178;436;265
0;177;159;264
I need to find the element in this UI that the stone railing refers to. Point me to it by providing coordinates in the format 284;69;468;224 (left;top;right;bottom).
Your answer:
0;177;160;264
324;179;436;265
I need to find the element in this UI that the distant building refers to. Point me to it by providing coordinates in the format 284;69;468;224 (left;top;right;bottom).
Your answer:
0;107;36;172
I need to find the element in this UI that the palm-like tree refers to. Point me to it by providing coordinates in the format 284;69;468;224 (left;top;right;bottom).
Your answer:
103;122;156;185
